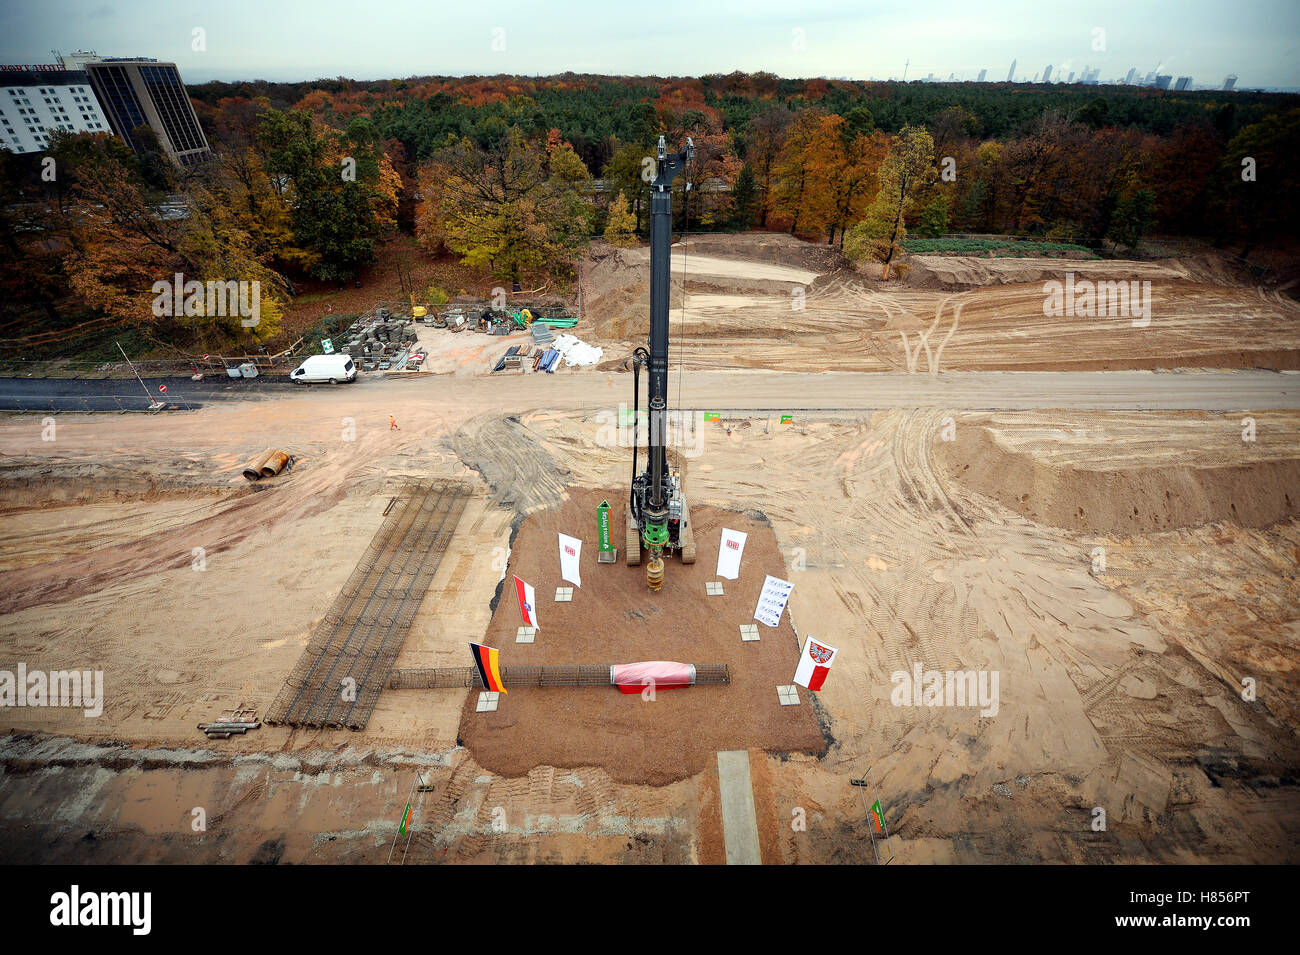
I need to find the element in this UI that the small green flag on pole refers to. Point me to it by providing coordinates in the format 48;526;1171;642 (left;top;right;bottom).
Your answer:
780;414;793;424
870;799;884;833
399;803;413;836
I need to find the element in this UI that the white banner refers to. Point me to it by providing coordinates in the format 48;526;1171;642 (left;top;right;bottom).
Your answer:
558;533;582;588
753;574;794;628
716;527;747;580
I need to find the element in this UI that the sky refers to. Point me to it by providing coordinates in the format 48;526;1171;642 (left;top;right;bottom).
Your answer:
2;0;1298;89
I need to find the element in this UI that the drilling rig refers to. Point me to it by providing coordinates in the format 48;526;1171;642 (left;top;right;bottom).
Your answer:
627;135;696;591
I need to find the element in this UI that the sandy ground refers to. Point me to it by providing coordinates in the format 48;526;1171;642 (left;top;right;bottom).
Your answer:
580;237;1300;373
1;233;1297;864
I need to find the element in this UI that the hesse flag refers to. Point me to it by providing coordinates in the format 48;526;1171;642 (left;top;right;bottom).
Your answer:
715;528;747;580
469;643;507;693
558;533;582;588
793;636;839;691
513;575;539;629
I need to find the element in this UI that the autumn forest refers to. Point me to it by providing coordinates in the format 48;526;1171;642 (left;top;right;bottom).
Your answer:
2;71;1297;355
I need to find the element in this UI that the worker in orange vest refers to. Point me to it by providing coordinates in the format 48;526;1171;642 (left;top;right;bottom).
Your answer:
389;415;401;431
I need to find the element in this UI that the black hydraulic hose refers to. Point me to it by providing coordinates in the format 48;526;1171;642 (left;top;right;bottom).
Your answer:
630;347;647;521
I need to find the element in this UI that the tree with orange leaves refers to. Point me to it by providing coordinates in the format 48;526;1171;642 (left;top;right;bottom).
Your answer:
43;130;286;343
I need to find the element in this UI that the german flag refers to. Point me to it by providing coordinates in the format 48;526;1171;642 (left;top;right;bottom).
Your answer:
469;643;507;694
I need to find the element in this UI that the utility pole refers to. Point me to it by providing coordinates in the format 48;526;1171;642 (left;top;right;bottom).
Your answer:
116;340;162;409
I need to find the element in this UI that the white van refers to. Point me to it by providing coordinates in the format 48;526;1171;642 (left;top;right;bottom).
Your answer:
290;354;356;384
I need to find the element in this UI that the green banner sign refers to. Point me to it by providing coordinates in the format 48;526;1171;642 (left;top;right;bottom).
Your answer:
597;500;613;553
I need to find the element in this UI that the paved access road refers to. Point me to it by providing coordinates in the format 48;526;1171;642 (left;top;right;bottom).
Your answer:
0;374;299;411
2;369;1297;414
386;369;1300;412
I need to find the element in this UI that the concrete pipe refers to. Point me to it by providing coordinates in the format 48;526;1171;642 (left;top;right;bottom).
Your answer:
260;450;290;477
242;449;275;481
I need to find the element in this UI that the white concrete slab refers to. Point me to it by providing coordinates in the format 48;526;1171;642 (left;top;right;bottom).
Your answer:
717;750;762;865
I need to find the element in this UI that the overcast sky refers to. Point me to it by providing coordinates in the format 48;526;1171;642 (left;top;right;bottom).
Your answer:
3;0;1297;88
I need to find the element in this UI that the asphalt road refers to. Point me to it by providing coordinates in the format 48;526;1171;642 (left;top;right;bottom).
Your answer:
1;369;1297;413
388;369;1300;412
0;373;298;411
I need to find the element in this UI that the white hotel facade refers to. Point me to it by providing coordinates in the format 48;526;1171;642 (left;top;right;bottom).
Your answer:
0;64;111;155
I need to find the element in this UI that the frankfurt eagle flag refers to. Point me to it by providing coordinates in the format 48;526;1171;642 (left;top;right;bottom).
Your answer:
558;533;582;588
469;643;507;694
793;636;839;691
513;575;539;629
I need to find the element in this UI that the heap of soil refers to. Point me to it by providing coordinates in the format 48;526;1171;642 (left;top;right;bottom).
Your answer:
936;425;1300;535
903;253;1245;292
580;234;844;343
457;487;827;786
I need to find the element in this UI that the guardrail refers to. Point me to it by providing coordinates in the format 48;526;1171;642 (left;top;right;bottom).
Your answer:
0;393;194;413
0;338;306;381
0;357;299;380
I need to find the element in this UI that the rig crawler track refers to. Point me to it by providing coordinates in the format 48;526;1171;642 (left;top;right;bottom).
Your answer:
266;480;470;729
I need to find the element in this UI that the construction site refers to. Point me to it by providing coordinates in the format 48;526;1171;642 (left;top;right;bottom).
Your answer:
2;179;1299;863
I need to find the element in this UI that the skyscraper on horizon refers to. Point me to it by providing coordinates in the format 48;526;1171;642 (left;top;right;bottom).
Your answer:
1174;76;1192;91
1222;74;1238;91
1043;64;1052;83
1007;59;1016;82
1125;67;1137;85
977;68;987;82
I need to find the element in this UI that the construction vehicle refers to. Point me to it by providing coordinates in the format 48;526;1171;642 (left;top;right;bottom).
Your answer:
627;135;696;591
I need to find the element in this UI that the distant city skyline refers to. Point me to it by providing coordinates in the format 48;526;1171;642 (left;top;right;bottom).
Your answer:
2;0;1297;90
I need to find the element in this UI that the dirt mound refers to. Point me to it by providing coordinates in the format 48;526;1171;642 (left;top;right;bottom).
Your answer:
1152;253;1249;287
450;414;572;516
583;278;685;342
936;420;1300;536
457;487;827;786
580;236;837;344
905;252;1253;292
676;232;848;273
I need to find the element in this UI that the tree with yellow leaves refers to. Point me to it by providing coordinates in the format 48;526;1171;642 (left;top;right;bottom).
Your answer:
603;192;638;247
844;126;937;279
416;127;592;286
